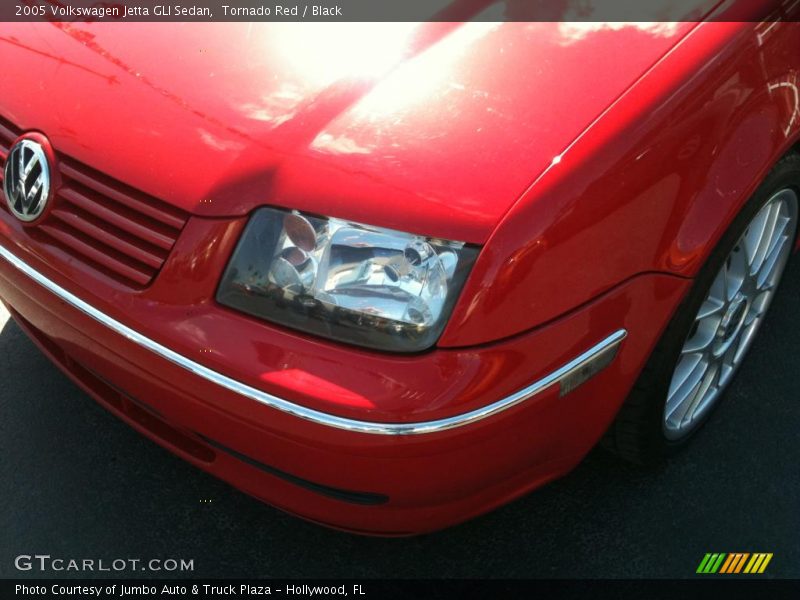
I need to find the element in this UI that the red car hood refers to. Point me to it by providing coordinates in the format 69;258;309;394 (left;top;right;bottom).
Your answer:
0;20;697;243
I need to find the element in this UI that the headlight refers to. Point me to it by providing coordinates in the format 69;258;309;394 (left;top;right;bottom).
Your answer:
217;207;479;352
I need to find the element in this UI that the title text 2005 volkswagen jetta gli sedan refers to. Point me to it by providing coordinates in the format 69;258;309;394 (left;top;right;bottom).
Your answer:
1;12;799;534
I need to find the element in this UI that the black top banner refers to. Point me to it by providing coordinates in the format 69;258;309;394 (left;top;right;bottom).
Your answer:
0;0;798;22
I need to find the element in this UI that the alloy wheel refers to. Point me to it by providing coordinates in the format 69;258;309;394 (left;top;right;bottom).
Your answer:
663;188;798;439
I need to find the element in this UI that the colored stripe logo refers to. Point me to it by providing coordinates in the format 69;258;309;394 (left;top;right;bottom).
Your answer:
696;553;773;574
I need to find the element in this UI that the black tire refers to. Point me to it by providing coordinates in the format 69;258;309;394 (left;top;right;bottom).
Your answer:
603;152;800;465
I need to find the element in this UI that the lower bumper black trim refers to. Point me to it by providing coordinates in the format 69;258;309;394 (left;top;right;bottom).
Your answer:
197;434;390;506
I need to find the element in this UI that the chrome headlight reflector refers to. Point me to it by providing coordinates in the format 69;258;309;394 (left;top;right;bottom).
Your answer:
217;207;479;352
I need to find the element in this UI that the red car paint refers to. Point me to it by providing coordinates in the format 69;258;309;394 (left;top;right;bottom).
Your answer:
0;7;799;533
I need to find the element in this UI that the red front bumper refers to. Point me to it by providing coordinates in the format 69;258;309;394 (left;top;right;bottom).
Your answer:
0;214;690;534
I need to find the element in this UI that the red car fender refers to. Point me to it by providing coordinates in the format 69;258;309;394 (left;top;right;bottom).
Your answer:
441;20;800;348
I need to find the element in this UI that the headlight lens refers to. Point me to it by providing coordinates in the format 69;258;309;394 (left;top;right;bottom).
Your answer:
217;207;479;352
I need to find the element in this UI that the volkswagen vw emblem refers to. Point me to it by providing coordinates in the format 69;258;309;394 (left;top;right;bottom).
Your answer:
3;138;52;222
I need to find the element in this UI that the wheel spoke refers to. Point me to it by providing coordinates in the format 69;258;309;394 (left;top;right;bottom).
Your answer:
744;306;764;327
668;352;704;402
683;319;718;353
686;365;720;426
733;322;758;365
697;297;725;320
742;205;770;269
756;231;789;289
670;363;717;427
725;247;748;301
667;368;704;424
749;201;780;275
719;342;738;387
765;214;790;259
666;353;713;426
708;267;727;303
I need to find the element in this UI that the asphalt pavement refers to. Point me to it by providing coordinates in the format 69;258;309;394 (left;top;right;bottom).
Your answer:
1;258;798;579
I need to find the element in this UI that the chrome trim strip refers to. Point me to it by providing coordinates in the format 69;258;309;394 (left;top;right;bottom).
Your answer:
0;244;626;436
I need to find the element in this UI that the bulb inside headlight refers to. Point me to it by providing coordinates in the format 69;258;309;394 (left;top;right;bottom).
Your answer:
217;207;479;352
